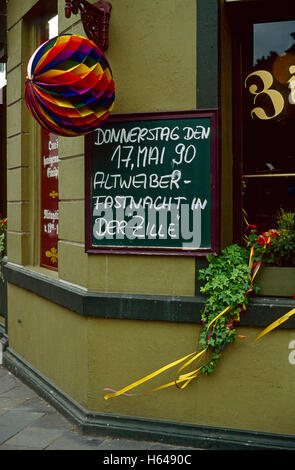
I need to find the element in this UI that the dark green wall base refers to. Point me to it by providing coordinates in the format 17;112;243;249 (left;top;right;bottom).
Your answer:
3;262;295;328
0;260;7;325
0;323;8;357
3;348;295;450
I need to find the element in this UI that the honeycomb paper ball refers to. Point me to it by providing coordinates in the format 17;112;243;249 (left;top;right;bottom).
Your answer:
25;34;115;136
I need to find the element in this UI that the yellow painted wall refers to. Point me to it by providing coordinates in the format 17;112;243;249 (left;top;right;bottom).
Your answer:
7;284;88;407
57;0;197;296
5;0;295;439
93;318;295;434
6;0;197;295
7;283;295;435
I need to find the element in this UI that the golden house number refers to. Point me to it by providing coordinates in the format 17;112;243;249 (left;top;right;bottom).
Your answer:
245;66;295;120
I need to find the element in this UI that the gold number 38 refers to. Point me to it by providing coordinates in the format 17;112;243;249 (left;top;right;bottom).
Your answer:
245;70;285;120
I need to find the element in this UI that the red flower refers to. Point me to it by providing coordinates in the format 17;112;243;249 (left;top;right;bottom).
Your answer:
268;229;279;239
257;234;269;246
257;229;279;247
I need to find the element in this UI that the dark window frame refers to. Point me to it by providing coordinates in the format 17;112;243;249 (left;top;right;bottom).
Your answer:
228;0;295;241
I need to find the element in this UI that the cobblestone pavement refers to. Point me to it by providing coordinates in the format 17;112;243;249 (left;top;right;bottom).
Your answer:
0;365;199;452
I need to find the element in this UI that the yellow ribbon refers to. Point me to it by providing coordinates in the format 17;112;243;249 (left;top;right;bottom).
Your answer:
147;366;203;394
146;349;208;394
104;351;199;400
255;308;295;341
104;229;294;399
206;306;231;331
248;230;295;342
104;304;234;400
104;348;208;400
248;245;255;272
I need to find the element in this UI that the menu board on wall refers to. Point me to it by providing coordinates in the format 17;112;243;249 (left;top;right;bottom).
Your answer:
40;129;59;269
85;110;219;256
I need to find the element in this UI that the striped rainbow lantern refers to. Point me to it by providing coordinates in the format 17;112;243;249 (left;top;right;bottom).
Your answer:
25;34;115;137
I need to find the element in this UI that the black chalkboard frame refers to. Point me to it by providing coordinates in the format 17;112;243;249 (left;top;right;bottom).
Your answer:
85;109;219;256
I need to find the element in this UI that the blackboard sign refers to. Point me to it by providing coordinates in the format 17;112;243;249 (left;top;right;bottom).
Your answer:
85;110;219;255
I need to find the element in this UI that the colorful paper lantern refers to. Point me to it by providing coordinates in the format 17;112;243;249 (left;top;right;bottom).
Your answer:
25;34;115;137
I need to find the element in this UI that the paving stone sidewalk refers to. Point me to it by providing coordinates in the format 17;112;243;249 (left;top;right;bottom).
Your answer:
0;365;197;451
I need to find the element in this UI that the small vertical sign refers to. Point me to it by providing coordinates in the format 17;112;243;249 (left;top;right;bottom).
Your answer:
40;129;59;270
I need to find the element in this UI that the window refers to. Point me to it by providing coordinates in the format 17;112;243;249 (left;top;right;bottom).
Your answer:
48;15;58;39
230;1;295;237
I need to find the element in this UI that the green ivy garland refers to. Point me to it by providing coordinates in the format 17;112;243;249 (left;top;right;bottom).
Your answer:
198;244;254;375
197;209;295;376
104;212;295;400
